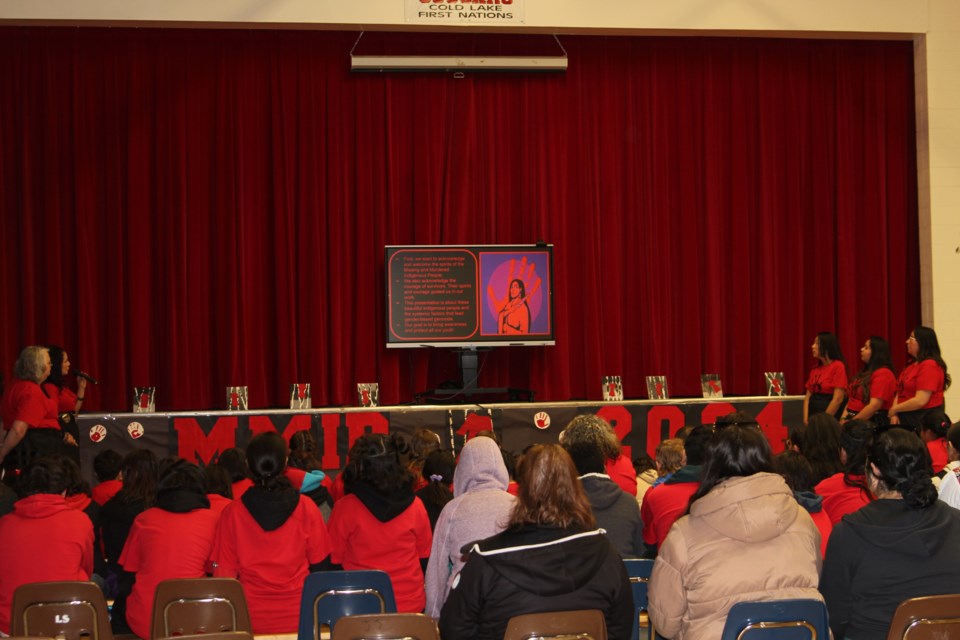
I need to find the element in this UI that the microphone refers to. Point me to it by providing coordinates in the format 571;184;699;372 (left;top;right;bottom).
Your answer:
74;370;99;385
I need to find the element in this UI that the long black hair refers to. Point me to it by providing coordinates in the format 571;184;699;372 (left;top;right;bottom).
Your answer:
816;332;845;363
867;428;937;509
688;424;773;511
799;413;843;485
44;344;67;390
851;336;894;405
343;433;414;496
912;326;951;389
246;432;292;492
839;420;874;495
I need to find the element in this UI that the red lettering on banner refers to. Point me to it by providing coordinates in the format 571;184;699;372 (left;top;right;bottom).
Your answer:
346;412;390;451
248;414;312;441
757;402;787;454
320;414;341;469
596;405;632;460
645;406;685;457
175;417;237;465
457;413;493;440
701;402;738;426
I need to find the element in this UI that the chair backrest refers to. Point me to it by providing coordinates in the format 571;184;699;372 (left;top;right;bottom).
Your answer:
297;570;397;640
622;559;655;640
720;599;829;640
150;577;252;640
886;594;960;640
330;613;439;640
10;581;113;640
164;633;254;640
503;609;608;640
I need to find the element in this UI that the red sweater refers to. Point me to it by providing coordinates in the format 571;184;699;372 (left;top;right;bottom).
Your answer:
815;473;871;525
327;494;433;613
640;468;700;547
0;494;93;634
212;495;329;634
92;478;123;506
120;506;220;639
605;455;638;496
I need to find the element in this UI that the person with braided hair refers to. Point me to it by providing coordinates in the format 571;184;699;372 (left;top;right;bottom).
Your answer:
820;428;960;639
211;433;330;634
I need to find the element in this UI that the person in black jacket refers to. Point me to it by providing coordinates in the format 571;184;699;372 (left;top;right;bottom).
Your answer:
439;443;634;640
820;428;960;639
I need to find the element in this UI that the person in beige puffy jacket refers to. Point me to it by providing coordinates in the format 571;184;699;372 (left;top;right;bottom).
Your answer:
649;422;823;640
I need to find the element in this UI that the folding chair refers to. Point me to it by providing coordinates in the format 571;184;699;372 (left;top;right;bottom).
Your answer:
11;581;113;640
720;599;829;640
297;570;397;640
330;613;439;640
886;594;960;640
503;609;608;640
150;577;252;639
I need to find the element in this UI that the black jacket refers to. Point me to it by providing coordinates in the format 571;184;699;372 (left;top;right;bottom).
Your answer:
439;526;634;640
820;498;960;639
579;473;644;559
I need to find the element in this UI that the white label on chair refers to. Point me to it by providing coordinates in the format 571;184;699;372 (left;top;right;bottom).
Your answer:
56;614;71;623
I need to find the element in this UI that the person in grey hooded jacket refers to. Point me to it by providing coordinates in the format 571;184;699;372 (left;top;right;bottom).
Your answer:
424;435;516;618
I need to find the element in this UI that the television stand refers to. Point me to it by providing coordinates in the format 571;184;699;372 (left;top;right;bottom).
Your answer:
414;347;534;404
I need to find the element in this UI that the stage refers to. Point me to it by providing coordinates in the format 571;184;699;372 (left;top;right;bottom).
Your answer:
77;395;802;483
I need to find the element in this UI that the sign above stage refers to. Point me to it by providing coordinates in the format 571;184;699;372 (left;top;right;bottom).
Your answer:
405;0;524;25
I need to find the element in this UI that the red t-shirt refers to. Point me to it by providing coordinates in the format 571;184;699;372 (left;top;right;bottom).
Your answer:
231;478;253;500
928;439;948;475
605;455;638;496
326;494;433;613
845;367;897;413
41;383;78;414
92;479;123;506
809;508;833;559
1;379;59;431
815;473;871;525
212;495;329;634
805;360;848;395
0;494;93;634
329;473;345;502
897;360;946;408
120;506;220;639
640;480;699;547
207;493;232;518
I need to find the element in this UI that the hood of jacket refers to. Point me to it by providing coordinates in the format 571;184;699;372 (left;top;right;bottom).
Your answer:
454;437;509;497
793;490;825;514
349;480;415;523
665;465;702;485
691;472;799;543
156;488;211;513
470;526;610;597
841;498;957;557
14;493;74;519
65;492;92;512
241;485;300;531
579;474;625;510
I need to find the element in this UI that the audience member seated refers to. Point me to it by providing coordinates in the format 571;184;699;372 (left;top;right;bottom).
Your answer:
100;448;158;633
0;457;94;635
287;430;334;513
439;444;634;640
91;449;123;506
561;414;643;559
204;462;234;517
820;428;960;639
652;438;684;488
633;453;657;507
416;449;455;530
814;419;874;524
920;410;950;475
937;422;960;509
640;425;713;556
409;428;443;492
424;435;515;619
218;447;253;500
797;413;843;485
649;423;822;640
327;433;433;613
773;450;832;558
60;456;108;583
212;432;330;634
120;459;219;639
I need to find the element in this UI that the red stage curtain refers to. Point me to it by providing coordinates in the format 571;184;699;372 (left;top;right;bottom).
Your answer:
0;29;919;411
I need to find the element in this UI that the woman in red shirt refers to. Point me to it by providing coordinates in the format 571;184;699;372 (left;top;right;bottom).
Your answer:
890;326;951;430
804;332;848;424
327;433;433;613
42;345;89;464
843;336;897;428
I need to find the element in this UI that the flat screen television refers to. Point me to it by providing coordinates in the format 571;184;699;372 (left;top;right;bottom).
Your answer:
386;244;555;348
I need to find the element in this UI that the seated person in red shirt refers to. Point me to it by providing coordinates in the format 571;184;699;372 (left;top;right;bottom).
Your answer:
641;424;714;556
204;462;234;518
921;410;951;475
0;457;94;635
774;450;833;558
327;433;433;613
91;449;123;506
212;433;331;634
815;420;874;524
121;459;220;639
218;447;253;500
